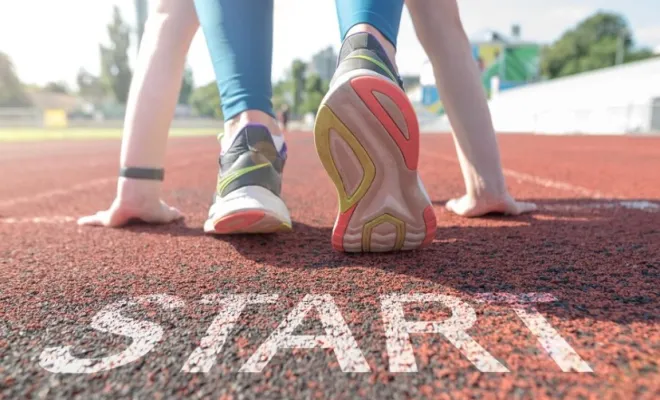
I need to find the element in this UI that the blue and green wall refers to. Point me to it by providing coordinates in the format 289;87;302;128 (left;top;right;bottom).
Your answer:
421;42;541;115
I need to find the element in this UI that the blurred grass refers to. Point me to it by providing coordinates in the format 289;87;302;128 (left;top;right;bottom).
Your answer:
0;128;219;142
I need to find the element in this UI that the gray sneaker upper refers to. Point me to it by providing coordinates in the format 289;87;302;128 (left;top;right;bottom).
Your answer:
216;125;286;198
330;32;404;89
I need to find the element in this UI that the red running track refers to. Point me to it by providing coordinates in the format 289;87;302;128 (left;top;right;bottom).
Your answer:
1;133;659;399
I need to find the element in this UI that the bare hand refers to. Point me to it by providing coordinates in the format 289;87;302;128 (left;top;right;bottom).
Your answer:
445;193;537;218
77;198;183;227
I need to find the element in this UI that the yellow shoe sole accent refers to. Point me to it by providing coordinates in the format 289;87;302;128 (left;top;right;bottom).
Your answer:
361;214;406;252
314;105;376;213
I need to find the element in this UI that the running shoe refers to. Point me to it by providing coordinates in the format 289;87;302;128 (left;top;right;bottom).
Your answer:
314;32;436;252
204;124;292;234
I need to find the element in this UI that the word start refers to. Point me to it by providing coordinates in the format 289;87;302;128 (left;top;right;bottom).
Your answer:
39;292;593;374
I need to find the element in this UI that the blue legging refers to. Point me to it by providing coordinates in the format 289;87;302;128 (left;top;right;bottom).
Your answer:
194;0;404;122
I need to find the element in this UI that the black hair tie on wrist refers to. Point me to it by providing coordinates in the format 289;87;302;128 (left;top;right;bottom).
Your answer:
119;167;164;181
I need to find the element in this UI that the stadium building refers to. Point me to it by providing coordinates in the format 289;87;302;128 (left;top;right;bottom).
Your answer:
417;26;541;116
487;57;660;135
414;26;660;135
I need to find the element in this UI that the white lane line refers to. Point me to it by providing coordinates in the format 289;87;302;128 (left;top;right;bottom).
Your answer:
501;169;611;199
543;200;659;212
0;216;76;224
0;158;200;210
0;178;116;209
4;197;657;226
430;153;611;198
427;152;659;212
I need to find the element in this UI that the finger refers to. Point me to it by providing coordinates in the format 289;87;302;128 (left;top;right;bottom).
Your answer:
163;205;183;222
511;201;538;215
445;197;481;217
78;209;131;227
138;203;183;224
77;211;112;227
445;198;461;214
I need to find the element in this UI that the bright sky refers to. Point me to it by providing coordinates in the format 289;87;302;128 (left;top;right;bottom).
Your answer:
1;0;659;88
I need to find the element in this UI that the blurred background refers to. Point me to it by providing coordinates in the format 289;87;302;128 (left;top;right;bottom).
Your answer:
0;0;658;138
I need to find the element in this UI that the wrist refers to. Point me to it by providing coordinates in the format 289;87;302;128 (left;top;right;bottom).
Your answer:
119;166;165;181
115;177;163;206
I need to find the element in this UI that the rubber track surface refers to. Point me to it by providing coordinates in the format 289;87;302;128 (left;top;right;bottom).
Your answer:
1;133;659;399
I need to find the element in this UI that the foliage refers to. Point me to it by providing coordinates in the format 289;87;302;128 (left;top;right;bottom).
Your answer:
0;51;31;107
272;80;291;111
190;81;223;119
100;6;133;104
272;49;335;117
300;74;327;115
76;68;106;101
179;65;194;105
541;12;656;79
43;81;70;94
290;59;307;114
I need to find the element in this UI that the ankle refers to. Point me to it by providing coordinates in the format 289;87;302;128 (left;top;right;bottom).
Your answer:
224;110;282;139
345;24;398;72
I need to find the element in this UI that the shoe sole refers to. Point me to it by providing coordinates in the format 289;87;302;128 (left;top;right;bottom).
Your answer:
204;186;292;234
314;69;437;252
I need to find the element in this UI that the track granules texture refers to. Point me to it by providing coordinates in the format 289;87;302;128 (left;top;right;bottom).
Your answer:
1;133;658;399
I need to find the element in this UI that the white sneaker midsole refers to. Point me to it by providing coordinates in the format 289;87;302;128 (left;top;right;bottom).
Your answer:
205;186;291;229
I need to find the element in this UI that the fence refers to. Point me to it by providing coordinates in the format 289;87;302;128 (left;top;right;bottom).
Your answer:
0;108;42;128
3;103;660;135
489;102;660;135
0;107;224;130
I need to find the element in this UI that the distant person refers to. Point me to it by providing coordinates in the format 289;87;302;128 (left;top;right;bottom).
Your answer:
79;0;536;253
277;104;289;132
477;56;485;72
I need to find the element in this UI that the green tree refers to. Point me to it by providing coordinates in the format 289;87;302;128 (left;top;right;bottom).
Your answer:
100;6;133;103
290;59;307;114
300;74;325;115
624;48;655;63
76;68;106;101
179;65;194;105
272;58;332;117
190;81;223;119
272;80;291;111
541;12;655;79
44;81;70;94
0;51;31;107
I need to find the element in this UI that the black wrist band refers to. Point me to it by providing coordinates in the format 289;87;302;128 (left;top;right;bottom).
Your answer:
119;167;165;181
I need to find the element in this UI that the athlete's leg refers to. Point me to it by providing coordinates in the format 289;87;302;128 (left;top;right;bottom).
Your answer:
406;0;536;217
78;0;198;227
194;0;281;140
314;0;436;252
194;0;290;234
336;0;404;66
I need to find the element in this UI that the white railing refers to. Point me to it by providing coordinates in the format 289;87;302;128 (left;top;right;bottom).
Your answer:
3;103;660;135
0;108;42;127
524;103;660;135
417;103;660;135
0;107;224;130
